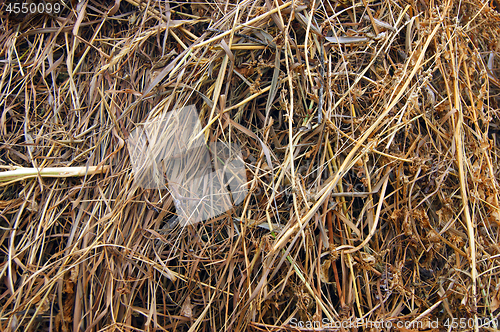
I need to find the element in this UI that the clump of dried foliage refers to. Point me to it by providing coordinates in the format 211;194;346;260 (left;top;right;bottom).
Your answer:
1;0;500;331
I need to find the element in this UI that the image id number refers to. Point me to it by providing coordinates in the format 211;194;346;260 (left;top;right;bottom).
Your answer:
444;317;498;329
4;2;62;15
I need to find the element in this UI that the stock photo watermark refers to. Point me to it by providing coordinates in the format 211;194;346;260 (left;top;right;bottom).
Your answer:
127;104;248;226
288;317;498;330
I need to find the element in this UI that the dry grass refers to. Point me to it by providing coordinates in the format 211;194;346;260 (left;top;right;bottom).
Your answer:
1;0;500;331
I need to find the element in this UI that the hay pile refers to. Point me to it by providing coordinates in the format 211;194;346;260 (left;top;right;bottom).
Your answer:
1;0;500;330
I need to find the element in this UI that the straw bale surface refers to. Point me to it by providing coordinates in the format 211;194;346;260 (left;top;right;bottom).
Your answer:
1;0;500;330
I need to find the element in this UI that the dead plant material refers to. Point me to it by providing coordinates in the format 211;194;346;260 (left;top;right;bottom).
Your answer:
1;0;500;331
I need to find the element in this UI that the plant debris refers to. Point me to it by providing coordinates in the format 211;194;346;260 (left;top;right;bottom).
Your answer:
1;0;500;331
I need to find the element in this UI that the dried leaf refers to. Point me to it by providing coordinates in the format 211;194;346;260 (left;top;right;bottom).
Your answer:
325;36;369;44
180;295;193;318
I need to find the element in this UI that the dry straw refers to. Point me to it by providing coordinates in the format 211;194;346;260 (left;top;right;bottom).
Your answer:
1;0;500;331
